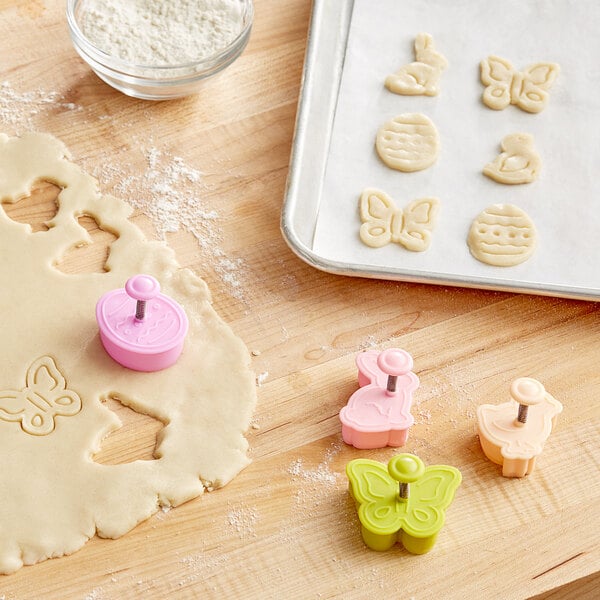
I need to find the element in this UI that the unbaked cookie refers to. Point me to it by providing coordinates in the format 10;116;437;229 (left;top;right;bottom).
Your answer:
468;204;536;266
385;33;448;97
480;55;559;113
483;133;541;184
359;188;439;252
375;113;440;172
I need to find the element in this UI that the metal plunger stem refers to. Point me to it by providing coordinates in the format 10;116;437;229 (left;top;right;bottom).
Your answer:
387;375;398;393
399;482;409;500
135;300;146;321
517;403;528;424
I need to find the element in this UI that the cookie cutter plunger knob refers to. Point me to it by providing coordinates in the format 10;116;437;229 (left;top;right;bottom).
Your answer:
388;454;425;501
126;274;161;320
510;377;545;426
377;348;414;394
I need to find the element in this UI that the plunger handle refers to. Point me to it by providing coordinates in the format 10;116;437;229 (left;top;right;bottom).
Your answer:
510;377;545;425
125;274;161;321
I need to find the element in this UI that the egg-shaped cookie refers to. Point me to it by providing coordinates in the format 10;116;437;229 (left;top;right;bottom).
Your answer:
468;204;536;266
376;113;439;172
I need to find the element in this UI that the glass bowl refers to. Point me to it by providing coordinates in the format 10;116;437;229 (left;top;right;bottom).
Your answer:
66;0;253;100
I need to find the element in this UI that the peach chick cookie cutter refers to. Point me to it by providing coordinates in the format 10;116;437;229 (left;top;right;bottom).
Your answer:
480;55;560;113
385;32;448;97
483;133;541;185
340;348;418;449
477;377;563;478
346;454;461;554
359;188;439;252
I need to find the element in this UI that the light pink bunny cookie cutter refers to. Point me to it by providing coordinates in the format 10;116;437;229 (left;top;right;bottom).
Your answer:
96;274;189;372
339;348;419;449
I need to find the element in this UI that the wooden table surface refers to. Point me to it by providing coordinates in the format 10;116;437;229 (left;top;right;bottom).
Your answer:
1;1;599;598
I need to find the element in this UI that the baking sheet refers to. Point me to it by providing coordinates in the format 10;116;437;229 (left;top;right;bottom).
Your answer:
282;0;600;300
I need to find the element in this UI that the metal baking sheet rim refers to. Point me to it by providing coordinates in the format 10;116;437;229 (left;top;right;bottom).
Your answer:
281;0;599;303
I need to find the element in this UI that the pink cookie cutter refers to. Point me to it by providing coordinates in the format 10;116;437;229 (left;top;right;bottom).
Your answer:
477;377;563;478
96;274;189;372
339;348;419;449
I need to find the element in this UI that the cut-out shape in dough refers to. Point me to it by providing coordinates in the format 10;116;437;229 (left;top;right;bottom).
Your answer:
0;356;82;436
0;132;256;574
385;33;448;96
94;397;164;465
1;179;59;232
480;55;559;113
376;113;440;172
468;204;536;266
359;188;439;252
483;133;541;184
57;215;118;274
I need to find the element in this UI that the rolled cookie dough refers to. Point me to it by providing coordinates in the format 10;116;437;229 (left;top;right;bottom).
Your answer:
0;132;256;574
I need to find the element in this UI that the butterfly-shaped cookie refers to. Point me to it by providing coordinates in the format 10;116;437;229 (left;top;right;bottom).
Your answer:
480;55;560;113
0;356;82;435
359;189;439;252
347;454;461;554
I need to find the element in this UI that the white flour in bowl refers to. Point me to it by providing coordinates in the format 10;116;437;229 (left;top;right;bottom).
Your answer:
78;0;245;66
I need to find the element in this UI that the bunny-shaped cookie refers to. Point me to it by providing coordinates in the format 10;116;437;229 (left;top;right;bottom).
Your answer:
385;33;448;96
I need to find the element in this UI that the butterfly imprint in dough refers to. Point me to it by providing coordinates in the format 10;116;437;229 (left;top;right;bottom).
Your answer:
359;188;439;252
0;356;82;435
480;55;560;113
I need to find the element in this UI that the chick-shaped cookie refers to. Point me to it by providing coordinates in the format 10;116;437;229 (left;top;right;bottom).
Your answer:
483;133;541;185
385;33;448;97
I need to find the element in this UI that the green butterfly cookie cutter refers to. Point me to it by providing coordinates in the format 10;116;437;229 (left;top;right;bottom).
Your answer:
346;453;461;554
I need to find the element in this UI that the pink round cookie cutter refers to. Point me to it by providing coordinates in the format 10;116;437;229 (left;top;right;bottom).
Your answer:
339;348;419;449
96;274;189;372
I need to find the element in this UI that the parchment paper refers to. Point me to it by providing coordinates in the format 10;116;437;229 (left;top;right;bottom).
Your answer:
312;0;600;296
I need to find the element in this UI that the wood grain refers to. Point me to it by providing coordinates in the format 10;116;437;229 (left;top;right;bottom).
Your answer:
0;1;598;598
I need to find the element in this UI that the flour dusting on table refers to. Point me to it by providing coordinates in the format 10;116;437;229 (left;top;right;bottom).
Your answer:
0;80;249;300
227;503;259;538
287;444;344;515
0;81;81;130
86;144;249;300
